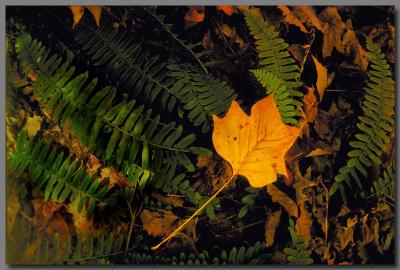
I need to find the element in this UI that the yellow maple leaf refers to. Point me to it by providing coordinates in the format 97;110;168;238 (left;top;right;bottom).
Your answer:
212;95;301;188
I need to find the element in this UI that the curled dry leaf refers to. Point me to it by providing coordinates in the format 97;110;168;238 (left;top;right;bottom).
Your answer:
311;54;333;100
292;6;322;31
319;7;347;58
265;209;282;247
184;6;205;28
266;184;298;217
342;19;368;71
212;95;301;188
278;5;308;33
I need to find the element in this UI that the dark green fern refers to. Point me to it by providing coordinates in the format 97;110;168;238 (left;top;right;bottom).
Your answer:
15;33;204;192
127;241;267;265
330;39;395;202
22;232;125;264
143;7;209;73
10;132;113;218
283;219;313;265
371;164;394;207
251;69;302;125
243;10;303;125
73;21;237;133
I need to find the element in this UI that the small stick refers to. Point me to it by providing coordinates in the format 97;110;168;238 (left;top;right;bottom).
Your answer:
151;175;237;250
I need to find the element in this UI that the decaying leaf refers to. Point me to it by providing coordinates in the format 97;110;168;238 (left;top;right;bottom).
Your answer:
212;95;301;188
311;54;332;100
69;5;102;28
292;6;322;31
303;86;318;123
319;7;347;58
342;19;368;71
265;209;282;247
66;201;94;237
151;193;184;208
278;6;308;33
140;209;178;237
23;115;42;137
184;6;205;28
217;6;235;16
100;166;131;188
266;184;298;217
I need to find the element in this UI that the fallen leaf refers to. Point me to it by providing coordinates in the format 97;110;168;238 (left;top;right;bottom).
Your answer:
278;6;308;33
288;44;307;63
100;166;130;188
264;209;282;247
184;6;205;28
151;193;184;208
70;6;84;28
266;184;298;217
23;115;42;137
86;6;102;26
292;6;322;31
342;19;368;71
217;6;235;16
306;148;333;157
32;199;63;230
140;209;178;237
212;95;301;188
303;86;318;123
66;201;94;237
319;7;347;58
69;5;102;28
221;23;236;38
311;54;332;100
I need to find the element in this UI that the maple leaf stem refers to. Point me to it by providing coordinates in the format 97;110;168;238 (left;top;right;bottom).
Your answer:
151;174;237;251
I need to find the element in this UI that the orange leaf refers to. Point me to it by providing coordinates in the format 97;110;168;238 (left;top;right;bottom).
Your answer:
140;209;178;237
70;5;84;28
86;6;102;27
266;184;298;217
217;6;235;16
277;5;308;33
212;95;301;188
303;86;318;123
184;6;205;28
292;6;322;31
311;55;332;100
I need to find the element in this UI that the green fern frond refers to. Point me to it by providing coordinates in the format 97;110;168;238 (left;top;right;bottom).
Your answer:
167;62;238;132
283;219;313;265
143;7;209;73
243;11;302;93
331;39;395;202
74;22;237;133
10;132;113;218
15;33;202;190
371;164;394;207
251;69;302;125
22;232;125;264
128;241;266;265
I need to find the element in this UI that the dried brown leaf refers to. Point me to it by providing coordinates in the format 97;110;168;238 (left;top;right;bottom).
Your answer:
278;5;308;33
319;7;347;58
264;209;282;247
292;6;322;31
266;184;298;217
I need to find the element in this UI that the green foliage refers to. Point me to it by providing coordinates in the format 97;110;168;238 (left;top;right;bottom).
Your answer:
10;132;113;218
243;10;303;119
22;232;125;264
167;62;237;132
127;241;267;265
251;69;302;125
331;39;395;202
371;164;394;207
14;33;203;192
238;186;262;218
283;219;313;265
74;21;237;133
143;7;210;73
